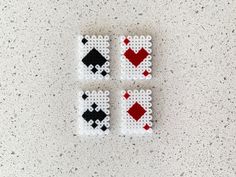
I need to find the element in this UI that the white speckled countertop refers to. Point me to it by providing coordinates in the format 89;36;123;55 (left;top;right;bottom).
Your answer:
0;0;236;176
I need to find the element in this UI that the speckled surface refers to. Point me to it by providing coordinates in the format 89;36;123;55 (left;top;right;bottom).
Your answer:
0;0;236;176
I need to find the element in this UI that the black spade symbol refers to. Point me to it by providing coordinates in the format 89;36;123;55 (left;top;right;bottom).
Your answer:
82;48;107;74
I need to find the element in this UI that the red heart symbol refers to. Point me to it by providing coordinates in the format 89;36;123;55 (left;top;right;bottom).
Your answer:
124;48;149;67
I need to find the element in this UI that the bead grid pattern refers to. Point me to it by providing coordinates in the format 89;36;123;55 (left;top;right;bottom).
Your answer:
120;35;152;80
78;34;153;135
121;89;152;134
78;90;110;135
78;35;110;79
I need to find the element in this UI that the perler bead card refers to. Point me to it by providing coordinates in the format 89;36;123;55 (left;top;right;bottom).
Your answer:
120;35;152;80
121;89;153;134
78;90;110;135
78;35;110;79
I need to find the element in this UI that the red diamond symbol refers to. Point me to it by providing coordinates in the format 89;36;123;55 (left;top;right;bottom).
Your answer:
127;102;146;121
143;70;150;77
143;123;150;130
123;92;130;99
124;38;130;45
124;48;149;67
